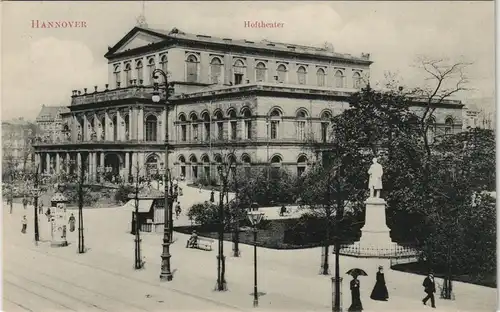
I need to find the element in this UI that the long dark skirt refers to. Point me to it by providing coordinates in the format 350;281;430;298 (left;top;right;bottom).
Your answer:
69;222;75;232
348;289;363;311
370;281;389;301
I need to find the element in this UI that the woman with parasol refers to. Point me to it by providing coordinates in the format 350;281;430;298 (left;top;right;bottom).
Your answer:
346;268;367;312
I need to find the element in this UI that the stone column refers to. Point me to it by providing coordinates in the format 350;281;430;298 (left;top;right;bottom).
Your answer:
93;152;98;182
131;152;138;181
66;153;70;172
138;107;144;141
117;110;123;141
46;153;51;174
77;153;82;177
34;153;40;171
138;152;145;177
104;111;110;141
125;152;130;181
55;153;60;174
129;107;135;140
83;114;89;141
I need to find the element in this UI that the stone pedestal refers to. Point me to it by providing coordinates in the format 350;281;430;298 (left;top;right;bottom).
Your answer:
359;197;392;248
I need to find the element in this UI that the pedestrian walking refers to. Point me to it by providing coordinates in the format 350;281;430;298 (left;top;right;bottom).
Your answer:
370;266;389;301
175;202;181;219
22;196;28;209
422;273;436;308
39;203;44;214
279;205;287;216
68;213;76;232
210;190;215;203
21;215;27;234
348;275;363;311
45;207;52;222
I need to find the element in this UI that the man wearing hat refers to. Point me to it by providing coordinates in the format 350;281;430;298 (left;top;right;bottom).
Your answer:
422;272;436;308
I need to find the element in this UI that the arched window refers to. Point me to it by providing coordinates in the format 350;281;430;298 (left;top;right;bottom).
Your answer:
189;155;198;180
190;113;199;141
147;58;155;85
270;155;282;165
269;109;281;140
297;155;308;176
316;68;326;87
228;110;237;140
210;57;223;84
160;54;168;78
233;59;245;85
277;64;287;83
178;155;186;178
215;111;224;140
445;117;454;135
145;115;158;142
256;62;267;82
114;64;121;88
201;154;210;181
214;154;223;164
186;55;199;83
321;111;332;143
296;110;308;141
125;63;132;87
297;66;307;85
352;72;362;89
179;114;187;142
242;108;252;140
202;112;211;142
136;60;143;84
112;116;118;141
334;70;344;88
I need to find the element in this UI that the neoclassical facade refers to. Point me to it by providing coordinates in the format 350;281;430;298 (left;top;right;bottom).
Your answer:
33;26;464;183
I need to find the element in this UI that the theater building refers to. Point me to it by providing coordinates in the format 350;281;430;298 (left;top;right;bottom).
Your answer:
32;26;464;183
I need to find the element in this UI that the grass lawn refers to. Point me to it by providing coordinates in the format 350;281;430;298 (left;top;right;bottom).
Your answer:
391;261;496;288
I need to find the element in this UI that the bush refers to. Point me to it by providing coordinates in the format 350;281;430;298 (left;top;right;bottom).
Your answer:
61;184;99;207
114;184;135;204
187;200;249;230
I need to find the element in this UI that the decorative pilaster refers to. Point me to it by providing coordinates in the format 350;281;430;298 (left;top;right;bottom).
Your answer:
66;153;70;172
131;153;138;181
35;153;40;171
129;107;134;140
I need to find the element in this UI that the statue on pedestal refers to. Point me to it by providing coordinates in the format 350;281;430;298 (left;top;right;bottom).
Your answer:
368;157;383;198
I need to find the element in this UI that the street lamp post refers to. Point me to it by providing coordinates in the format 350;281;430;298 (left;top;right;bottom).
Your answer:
247;210;264;307
152;69;175;281
216;165;227;291
32;165;40;245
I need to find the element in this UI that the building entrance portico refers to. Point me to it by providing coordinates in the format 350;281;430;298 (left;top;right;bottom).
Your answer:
104;153;122;178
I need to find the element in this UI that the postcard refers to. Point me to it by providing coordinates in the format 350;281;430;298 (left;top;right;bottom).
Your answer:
1;1;496;311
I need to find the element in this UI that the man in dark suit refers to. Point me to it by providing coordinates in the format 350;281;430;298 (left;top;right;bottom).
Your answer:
422;273;436;308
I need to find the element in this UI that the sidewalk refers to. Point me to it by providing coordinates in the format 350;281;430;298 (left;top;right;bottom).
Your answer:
5;200;496;312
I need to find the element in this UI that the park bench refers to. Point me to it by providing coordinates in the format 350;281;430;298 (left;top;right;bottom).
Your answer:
187;237;214;251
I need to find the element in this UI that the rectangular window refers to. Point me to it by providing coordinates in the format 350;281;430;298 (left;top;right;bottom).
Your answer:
297;167;305;177
270;121;279;139
321;123;328;143
234;74;243;85
192;124;198;141
244;120;252;139
204;123;210;141
297;121;305;140
230;121;237;140
181;125;187;142
217;122;224;140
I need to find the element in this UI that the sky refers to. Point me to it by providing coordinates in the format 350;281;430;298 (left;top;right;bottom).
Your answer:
1;1;495;121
